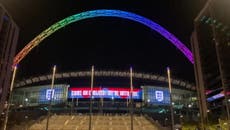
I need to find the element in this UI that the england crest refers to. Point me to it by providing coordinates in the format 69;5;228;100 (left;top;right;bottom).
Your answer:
155;90;164;102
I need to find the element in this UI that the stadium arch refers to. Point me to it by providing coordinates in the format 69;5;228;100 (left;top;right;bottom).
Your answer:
13;9;194;66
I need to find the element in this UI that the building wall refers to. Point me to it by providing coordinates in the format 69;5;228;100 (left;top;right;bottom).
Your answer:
142;86;196;107
0;4;19;114
192;0;230;128
11;84;69;107
11;84;195;108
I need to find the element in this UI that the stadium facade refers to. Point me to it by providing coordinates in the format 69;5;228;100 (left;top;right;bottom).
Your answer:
0;4;19;114
11;84;194;109
10;70;198;125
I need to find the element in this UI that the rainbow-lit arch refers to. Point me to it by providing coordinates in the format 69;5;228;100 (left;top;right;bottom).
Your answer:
13;9;194;66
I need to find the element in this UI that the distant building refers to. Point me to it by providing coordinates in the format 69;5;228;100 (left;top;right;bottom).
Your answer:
0;4;19;114
191;0;230;128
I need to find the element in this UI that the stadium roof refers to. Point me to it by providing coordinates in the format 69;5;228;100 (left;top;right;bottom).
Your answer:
15;70;195;90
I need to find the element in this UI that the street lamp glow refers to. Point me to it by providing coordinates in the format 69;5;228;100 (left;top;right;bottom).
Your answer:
147;99;150;103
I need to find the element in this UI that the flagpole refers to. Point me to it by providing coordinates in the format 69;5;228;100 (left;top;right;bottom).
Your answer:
130;67;134;130
3;65;18;130
46;65;56;130
89;66;94;130
167;67;175;130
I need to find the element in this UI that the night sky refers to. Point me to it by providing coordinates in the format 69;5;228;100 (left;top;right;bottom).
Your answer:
1;0;206;83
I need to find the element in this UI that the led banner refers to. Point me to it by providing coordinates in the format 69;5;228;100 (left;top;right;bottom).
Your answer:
68;87;142;99
207;91;230;102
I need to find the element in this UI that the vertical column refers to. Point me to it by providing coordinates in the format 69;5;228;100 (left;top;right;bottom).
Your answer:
130;67;133;130
45;65;56;130
167;67;174;130
3;65;17;130
89;66;94;130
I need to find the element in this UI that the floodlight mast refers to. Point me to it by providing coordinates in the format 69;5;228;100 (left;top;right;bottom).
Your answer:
3;65;17;130
167;67;175;130
45;65;57;130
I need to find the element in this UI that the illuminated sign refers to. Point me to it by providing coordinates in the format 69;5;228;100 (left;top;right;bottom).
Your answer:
46;89;55;100
207;93;224;102
155;91;164;102
68;87;142;99
39;86;66;104
142;86;170;105
207;91;230;102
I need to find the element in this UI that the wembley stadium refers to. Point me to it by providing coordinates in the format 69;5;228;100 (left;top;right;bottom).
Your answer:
0;7;201;130
1;70;199;130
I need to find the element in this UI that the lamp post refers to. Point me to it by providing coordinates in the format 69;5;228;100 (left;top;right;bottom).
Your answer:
89;66;94;130
130;67;134;130
3;65;17;130
165;118;168;126
167;67;175;130
207;109;210;128
25;115;28;130
45;65;56;130
180;115;183;125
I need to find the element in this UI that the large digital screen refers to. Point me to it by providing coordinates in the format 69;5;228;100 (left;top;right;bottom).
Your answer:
142;86;170;105
68;87;142;99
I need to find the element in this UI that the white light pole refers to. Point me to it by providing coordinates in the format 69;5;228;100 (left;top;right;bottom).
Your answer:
207;109;210;126
167;67;175;130
46;65;56;130
89;66;94;130
130;67;134;130
3;65;18;130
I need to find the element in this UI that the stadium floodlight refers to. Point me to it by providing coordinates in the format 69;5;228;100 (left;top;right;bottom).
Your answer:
3;65;17;130
130;67;134;130
89;66;94;130
147;99;150;103
45;65;57;130
167;67;175;130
